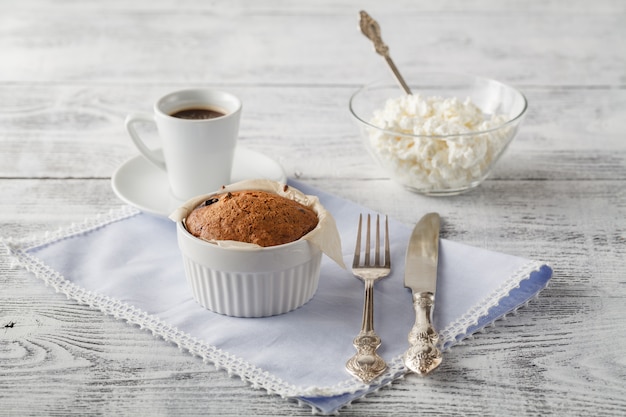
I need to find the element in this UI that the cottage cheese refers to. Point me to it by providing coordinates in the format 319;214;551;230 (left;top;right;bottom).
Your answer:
368;94;512;192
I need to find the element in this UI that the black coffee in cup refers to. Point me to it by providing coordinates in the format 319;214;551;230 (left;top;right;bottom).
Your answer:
170;107;226;120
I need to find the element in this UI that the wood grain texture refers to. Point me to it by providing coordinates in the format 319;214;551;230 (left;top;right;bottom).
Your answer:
1;86;624;181
1;0;625;416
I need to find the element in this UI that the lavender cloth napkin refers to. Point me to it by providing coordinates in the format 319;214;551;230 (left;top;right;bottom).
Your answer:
3;181;552;414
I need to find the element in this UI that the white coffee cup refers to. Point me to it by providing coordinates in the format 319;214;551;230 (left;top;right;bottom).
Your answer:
125;88;242;201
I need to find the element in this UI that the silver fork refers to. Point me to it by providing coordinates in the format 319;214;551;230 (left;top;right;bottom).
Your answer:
345;213;391;383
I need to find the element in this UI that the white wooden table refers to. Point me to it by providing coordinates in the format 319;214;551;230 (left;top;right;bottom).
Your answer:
1;1;625;415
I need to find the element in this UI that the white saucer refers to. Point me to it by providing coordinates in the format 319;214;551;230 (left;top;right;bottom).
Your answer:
111;147;286;217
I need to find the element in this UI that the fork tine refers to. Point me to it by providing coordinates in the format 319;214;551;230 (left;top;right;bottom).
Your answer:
384;215;391;268
375;214;381;266
364;214;371;266
352;214;362;269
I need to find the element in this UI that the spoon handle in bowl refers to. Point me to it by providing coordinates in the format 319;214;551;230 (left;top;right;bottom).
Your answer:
358;10;413;95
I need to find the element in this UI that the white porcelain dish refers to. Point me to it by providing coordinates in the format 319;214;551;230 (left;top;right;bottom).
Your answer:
170;180;344;318
176;223;323;317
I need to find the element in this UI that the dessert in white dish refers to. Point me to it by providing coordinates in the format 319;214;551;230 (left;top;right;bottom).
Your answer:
170;179;344;318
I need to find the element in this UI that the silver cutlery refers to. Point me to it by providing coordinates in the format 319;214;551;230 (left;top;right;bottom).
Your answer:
346;214;391;383
403;212;443;375
358;10;413;95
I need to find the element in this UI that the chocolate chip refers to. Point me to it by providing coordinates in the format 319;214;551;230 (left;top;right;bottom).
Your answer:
202;198;219;206
283;184;289;192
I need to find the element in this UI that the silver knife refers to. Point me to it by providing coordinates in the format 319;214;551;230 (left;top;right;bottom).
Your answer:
403;212;442;375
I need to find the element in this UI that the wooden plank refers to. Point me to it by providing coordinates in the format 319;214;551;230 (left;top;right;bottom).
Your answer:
0;3;624;86
1;178;624;295
0;86;624;180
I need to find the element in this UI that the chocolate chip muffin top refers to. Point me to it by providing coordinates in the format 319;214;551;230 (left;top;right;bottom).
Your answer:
185;190;319;247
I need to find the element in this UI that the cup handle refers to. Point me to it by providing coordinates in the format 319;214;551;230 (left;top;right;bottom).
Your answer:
124;113;167;171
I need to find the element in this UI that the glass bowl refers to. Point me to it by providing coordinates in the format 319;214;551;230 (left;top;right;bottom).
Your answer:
349;73;528;195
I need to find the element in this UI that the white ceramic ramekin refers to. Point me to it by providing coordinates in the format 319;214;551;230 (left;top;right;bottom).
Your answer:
175;222;323;317
170;179;345;318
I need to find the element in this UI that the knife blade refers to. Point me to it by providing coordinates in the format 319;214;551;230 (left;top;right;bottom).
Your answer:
403;212;442;375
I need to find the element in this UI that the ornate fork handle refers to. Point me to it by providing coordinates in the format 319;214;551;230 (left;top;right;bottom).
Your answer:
346;279;387;383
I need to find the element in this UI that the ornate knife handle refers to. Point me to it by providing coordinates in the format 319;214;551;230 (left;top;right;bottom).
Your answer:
403;292;442;375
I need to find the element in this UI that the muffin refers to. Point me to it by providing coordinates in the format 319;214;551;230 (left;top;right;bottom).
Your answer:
185;189;318;247
170;179;344;317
